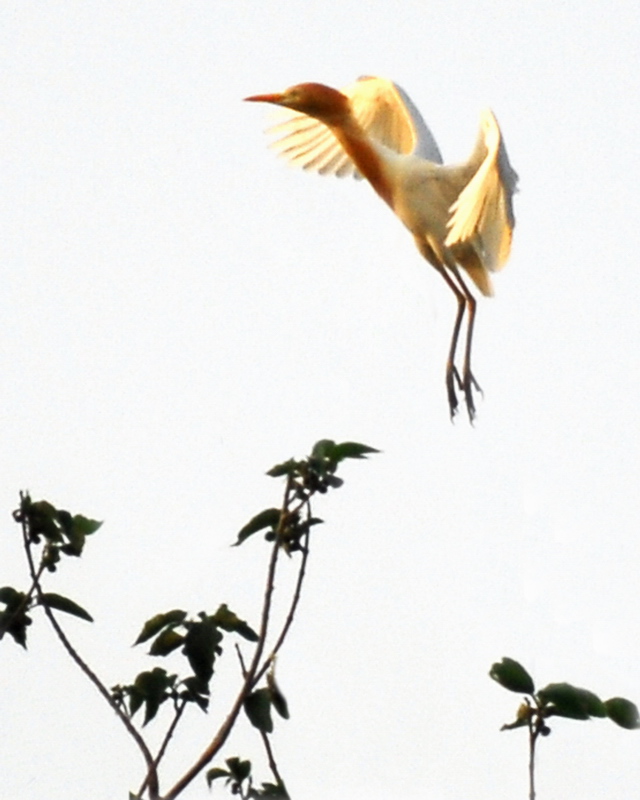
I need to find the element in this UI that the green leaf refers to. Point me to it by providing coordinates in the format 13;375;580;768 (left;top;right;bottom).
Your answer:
254;782;290;798
244;687;274;733
128;687;145;719
235;508;281;546
134;609;187;645
181;675;210;712
149;627;185;656
38;592;93;622
500;717;530;731
489;657;535;695
72;514;102;536
60;520;85;556
206;767;230;787
56;509;74;536
605;697;640;729
0;608;32;648
27;501;61;543
0;586;22;607
574;687;606;718
537;683;594;720
311;439;337;460
0;588;31;647
42;544;61;570
133;667;175;725
213;604;258;642
266;459;299;478
332;441;380;461
183;618;223;683
267;674;289;720
266;666;287;715
226;757;252;783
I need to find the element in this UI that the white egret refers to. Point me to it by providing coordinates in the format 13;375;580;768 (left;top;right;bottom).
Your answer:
245;76;518;421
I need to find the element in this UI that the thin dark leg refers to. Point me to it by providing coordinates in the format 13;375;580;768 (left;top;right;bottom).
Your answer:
437;266;467;419
449;267;482;422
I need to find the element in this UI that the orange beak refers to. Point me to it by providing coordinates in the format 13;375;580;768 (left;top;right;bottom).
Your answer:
244;92;285;105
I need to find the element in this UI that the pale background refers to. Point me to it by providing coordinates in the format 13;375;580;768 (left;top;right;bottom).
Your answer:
2;2;640;799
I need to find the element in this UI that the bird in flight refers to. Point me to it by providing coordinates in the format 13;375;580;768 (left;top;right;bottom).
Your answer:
245;76;518;421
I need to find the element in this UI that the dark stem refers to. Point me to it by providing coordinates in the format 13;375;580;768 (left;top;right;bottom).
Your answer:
162;477;294;800
253;501;311;687
235;645;286;791
528;715;537;800
135;699;188;799
260;727;286;790
18;506;160;800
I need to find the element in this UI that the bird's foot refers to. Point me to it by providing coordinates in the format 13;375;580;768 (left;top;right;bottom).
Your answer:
446;365;482;423
462;369;483;423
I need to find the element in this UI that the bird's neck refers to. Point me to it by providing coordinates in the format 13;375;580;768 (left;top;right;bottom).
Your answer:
327;119;396;208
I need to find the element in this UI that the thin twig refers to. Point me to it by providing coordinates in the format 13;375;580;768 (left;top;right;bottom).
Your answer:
236;643;286;791
18;508;160;800
253;504;312;687
235;643;248;677
260;728;286;789
527;707;537;800
163;476;293;800
135;699;188;799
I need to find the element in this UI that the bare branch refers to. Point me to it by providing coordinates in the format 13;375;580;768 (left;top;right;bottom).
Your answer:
253;504;311;688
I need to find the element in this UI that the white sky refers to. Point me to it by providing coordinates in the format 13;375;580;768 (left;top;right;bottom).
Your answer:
2;2;640;799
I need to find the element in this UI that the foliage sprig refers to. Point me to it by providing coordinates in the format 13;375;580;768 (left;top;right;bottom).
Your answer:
1;439;378;800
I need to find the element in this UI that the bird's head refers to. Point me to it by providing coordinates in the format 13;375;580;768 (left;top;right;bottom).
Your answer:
244;82;349;124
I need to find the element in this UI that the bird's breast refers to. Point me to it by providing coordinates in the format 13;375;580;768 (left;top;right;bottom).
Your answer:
390;162;455;242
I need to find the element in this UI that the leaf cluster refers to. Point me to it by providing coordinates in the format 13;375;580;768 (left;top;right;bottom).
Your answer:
2;439;379;799
267;439;378;494
14;493;102;570
490;656;640;732
112;606;259;725
236;440;378;551
243;668;289;736
206;757;288;799
0;586;32;647
0;495;100;647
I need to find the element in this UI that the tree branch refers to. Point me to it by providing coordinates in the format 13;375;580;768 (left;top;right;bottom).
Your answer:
253;504;311;688
18;506;160;800
163;477;293;800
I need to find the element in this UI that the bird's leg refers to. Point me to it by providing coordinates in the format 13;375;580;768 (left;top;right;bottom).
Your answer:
437;267;467;419
447;298;467;418
454;272;483;423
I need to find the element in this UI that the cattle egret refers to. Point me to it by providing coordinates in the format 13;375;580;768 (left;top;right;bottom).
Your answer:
245;76;518;421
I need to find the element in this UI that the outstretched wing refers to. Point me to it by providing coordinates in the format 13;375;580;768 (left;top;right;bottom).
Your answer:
348;76;443;164
265;76;443;178
445;109;518;272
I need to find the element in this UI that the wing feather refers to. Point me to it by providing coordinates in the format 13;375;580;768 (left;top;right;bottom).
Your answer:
267;108;360;177
445;109;518;272
347;77;443;164
264;76;443;178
